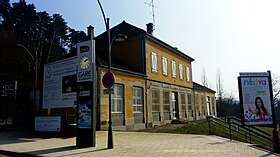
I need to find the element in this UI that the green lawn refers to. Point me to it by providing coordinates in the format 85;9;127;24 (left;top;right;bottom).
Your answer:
160;121;274;151
166;123;209;135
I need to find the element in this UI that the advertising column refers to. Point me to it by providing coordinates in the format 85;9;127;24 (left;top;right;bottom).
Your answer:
76;40;96;147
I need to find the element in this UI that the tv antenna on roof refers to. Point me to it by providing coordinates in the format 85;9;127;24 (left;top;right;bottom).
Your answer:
145;0;160;31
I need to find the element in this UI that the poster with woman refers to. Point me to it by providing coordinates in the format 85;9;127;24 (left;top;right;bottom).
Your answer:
239;72;274;126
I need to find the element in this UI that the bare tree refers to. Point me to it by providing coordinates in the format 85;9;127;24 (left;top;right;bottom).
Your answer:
216;68;223;99
201;67;208;87
272;73;280;102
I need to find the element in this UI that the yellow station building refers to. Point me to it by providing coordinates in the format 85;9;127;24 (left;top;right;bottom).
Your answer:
42;21;216;131
94;21;216;130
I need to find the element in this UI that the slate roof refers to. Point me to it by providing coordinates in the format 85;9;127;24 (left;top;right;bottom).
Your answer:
95;21;194;62
193;82;216;93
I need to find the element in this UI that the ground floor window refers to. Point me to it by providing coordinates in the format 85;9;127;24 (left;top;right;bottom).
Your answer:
211;96;216;115
187;93;193;117
201;95;205;115
111;84;124;113
163;90;170;120
180;92;186;118
133;87;143;113
195;94;200;116
152;89;160;111
207;96;211;115
152;89;160;121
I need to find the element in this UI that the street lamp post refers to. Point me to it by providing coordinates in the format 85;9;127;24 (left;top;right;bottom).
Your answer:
16;43;38;125
107;34;127;149
97;0;127;149
16;44;38;90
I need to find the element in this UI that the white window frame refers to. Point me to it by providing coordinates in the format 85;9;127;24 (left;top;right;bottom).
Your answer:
133;87;143;113
186;66;190;81
152;89;160;111
151;52;158;72
171;60;176;78
111;84;124;113
179;64;183;80
162;56;168;75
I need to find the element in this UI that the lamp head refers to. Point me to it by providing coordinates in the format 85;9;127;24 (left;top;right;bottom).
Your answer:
114;34;127;42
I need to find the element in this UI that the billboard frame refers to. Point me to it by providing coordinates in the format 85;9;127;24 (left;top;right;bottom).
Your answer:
238;71;276;127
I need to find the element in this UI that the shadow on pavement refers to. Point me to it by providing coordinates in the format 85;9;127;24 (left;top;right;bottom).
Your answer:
0;150;39;157
22;146;108;156
0;130;36;145
0;130;74;145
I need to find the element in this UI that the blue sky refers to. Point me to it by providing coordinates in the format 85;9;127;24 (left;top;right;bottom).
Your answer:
10;0;280;98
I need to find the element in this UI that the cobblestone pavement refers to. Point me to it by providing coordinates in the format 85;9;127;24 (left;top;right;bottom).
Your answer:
0;131;278;157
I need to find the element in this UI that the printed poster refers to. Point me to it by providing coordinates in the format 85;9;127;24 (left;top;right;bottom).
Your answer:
239;73;273;125
77;100;92;128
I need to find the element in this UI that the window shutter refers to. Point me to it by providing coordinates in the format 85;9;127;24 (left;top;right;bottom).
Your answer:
186;66;190;81
172;61;176;77
151;52;157;72
179;64;183;80
162;57;167;75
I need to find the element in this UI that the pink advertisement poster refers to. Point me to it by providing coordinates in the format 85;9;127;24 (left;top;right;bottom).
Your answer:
240;73;273;125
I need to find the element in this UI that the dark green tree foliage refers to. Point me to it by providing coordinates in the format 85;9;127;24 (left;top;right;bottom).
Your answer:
216;96;240;118
0;0;12;26
0;0;86;82
68;28;87;53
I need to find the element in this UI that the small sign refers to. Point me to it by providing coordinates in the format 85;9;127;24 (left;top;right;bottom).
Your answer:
1;84;15;97
103;88;114;94
35;116;61;132
79;91;91;97
102;72;115;89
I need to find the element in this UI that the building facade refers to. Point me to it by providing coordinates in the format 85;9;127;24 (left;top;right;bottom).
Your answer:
40;21;216;131
94;21;216;130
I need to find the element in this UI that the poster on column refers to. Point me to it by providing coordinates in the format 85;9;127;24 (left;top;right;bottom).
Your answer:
77;100;92;129
239;72;273;126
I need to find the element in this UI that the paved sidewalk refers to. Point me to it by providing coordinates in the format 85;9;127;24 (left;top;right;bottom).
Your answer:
0;130;278;157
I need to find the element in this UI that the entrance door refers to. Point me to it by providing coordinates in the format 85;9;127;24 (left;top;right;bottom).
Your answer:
172;92;179;119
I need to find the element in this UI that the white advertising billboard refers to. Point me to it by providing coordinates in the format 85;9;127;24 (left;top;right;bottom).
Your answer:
43;56;77;109
239;72;273;125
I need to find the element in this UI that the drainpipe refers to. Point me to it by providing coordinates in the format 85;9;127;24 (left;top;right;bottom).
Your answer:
145;80;149;128
193;86;196;120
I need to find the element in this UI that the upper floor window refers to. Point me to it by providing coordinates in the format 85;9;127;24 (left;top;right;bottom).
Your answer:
151;52;158;72
171;60;176;78
186;66;190;81
179;64;183;80
162;57;168;75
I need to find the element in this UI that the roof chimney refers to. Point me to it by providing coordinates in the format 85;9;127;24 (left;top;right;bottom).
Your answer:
146;23;153;35
87;25;94;40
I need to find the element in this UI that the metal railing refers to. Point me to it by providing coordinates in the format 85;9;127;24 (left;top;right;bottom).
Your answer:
207;115;275;151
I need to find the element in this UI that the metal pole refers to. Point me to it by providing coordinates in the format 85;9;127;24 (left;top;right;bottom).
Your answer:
96;0;114;149
34;51;38;111
107;18;114;149
207;116;211;135
229;118;232;141
16;44;38;111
